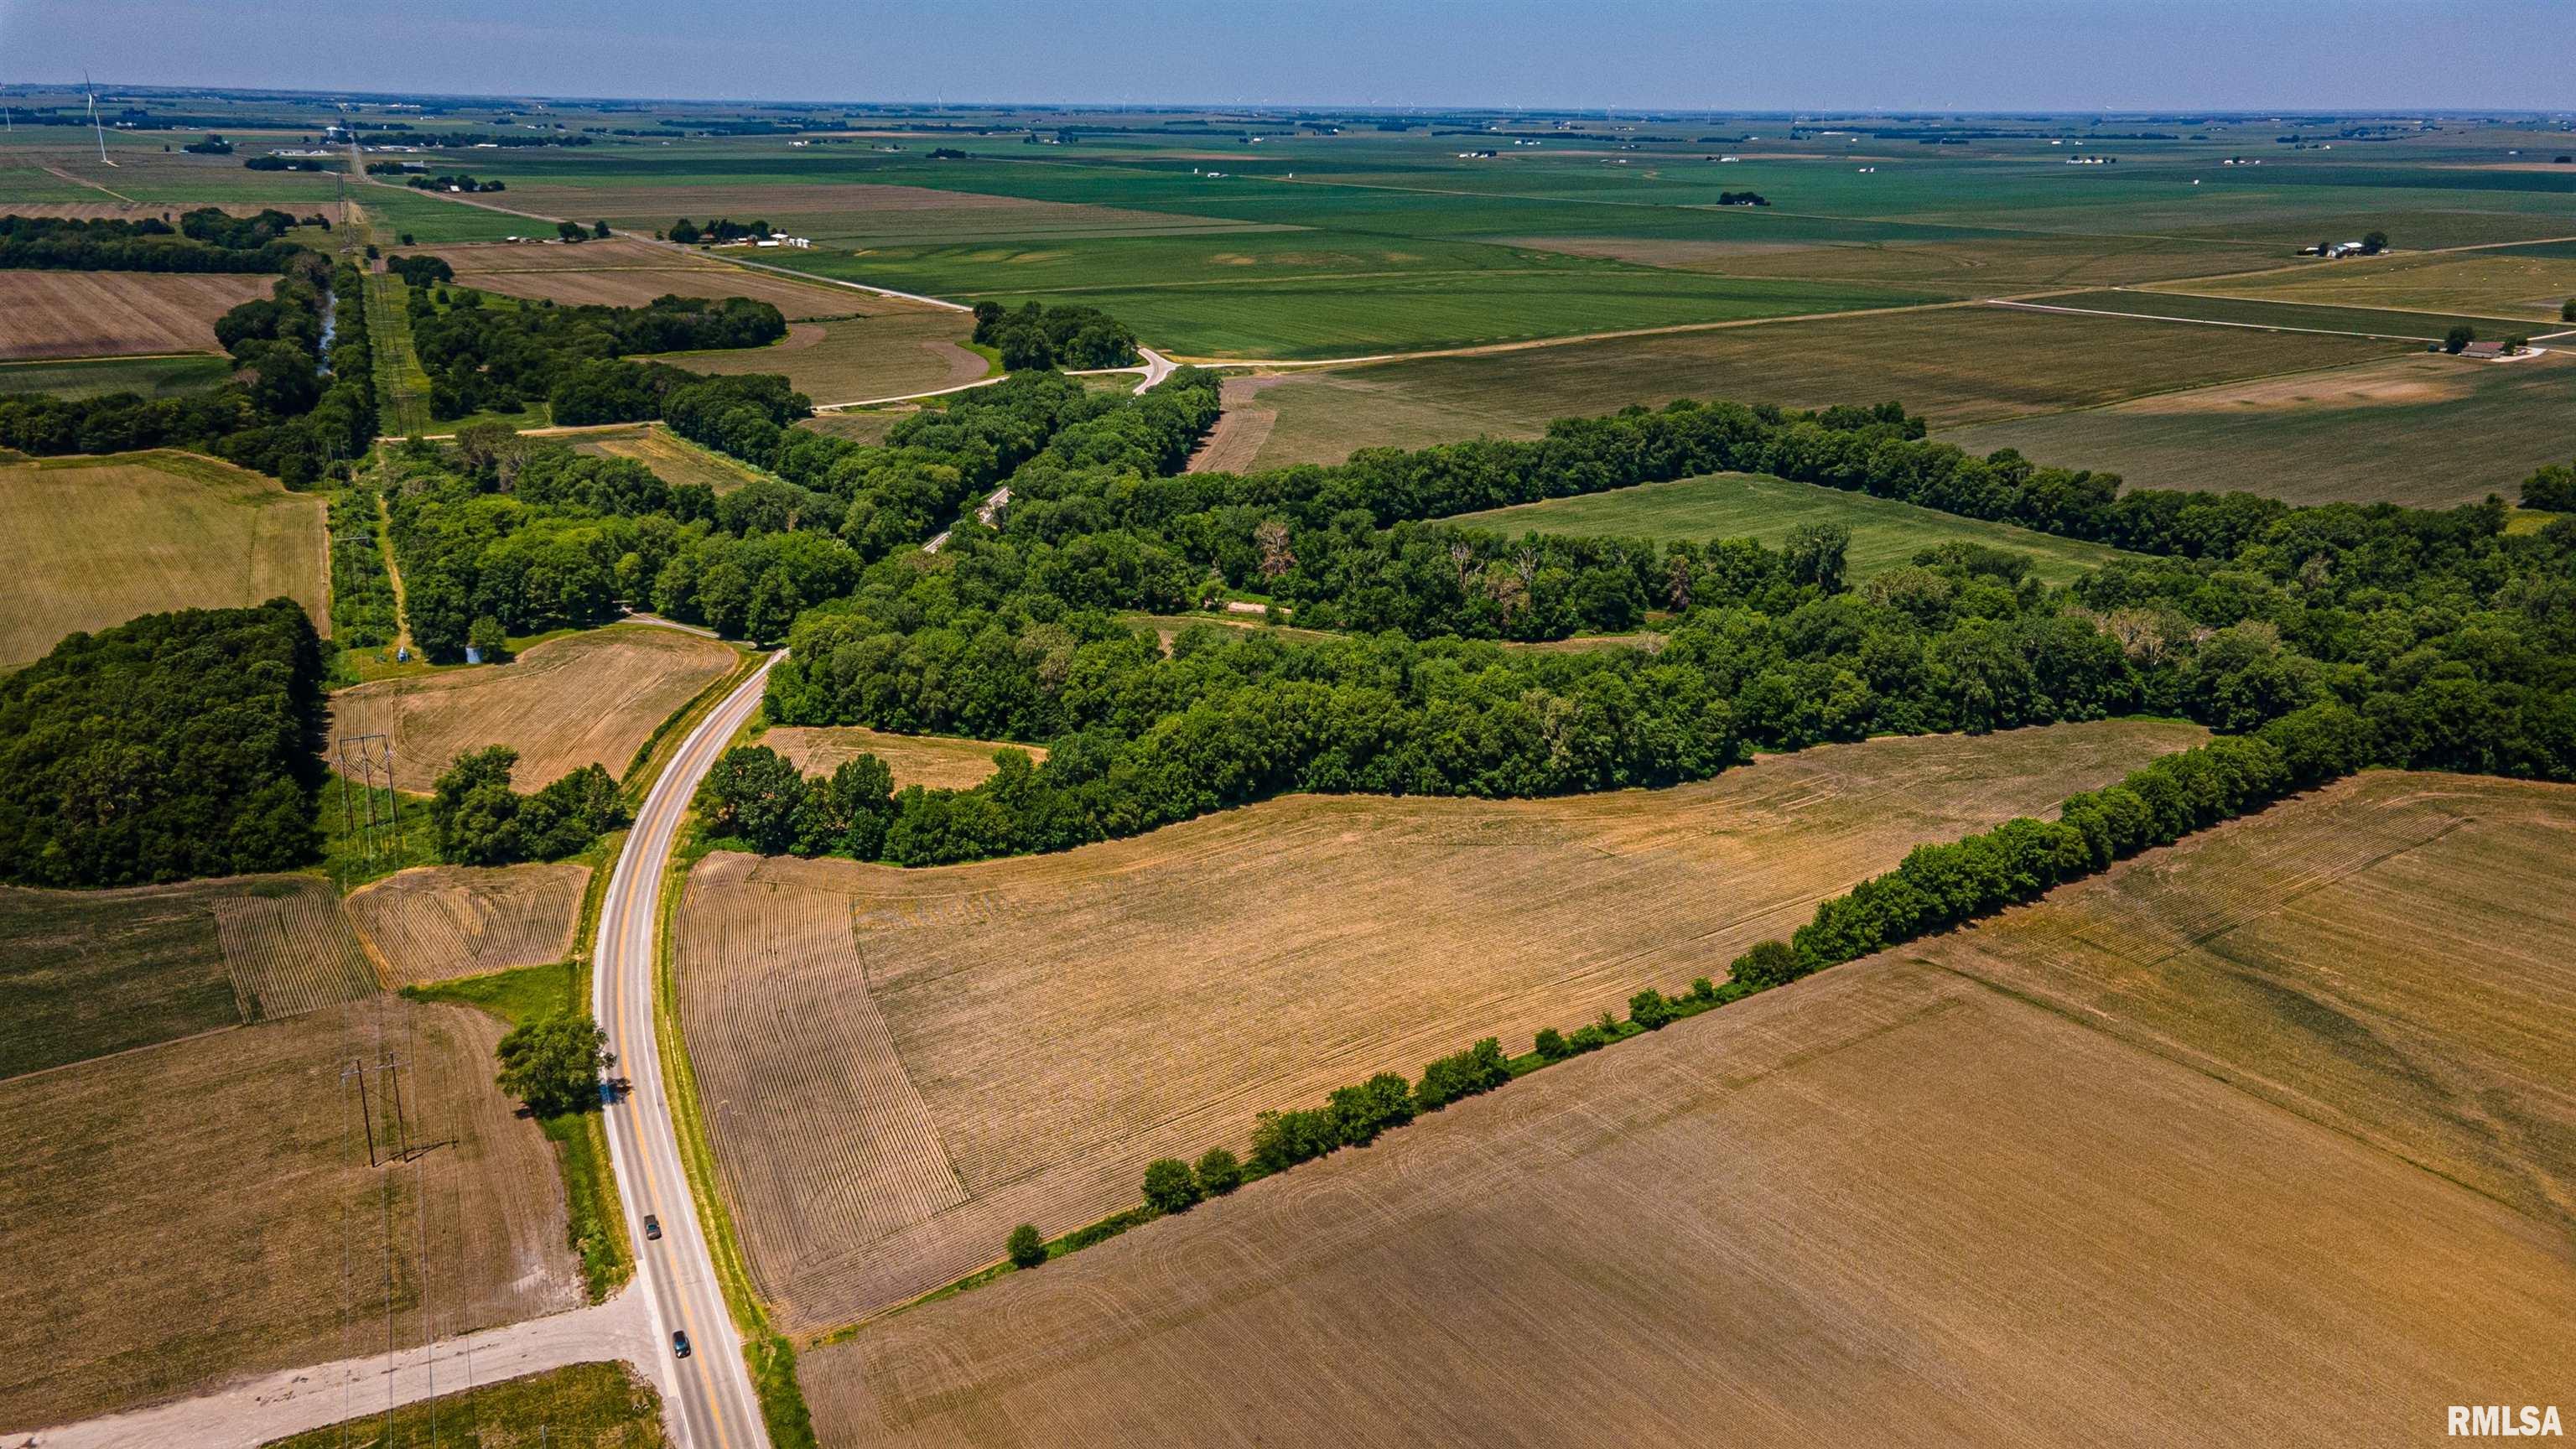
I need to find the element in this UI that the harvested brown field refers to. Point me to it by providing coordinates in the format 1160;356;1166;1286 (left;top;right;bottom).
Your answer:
423;238;893;320
674;719;2205;1329
760;726;1044;792
329;624;740;791
0;450;328;667
1233;305;2406;468
0;270;273;361
802;944;2576;1447
1183;375;1284;473
569;423;771;494
1912;770;2576;1235
346;863;593;988
1;874;373;1080
210;880;383;1021
644;314;984;404
0;996;581;1429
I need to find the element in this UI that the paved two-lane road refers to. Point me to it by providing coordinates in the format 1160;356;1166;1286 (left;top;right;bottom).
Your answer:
592;653;783;1449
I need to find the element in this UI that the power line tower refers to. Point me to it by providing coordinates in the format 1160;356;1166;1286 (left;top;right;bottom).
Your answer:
340;1050;410;1167
337;733;404;866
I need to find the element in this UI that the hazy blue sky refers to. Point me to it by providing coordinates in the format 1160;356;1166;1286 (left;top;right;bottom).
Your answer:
8;0;2573;111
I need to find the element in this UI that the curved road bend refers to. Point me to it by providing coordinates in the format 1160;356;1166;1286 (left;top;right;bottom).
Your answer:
594;651;784;1449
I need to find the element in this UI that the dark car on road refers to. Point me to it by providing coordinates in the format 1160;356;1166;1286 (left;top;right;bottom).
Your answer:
644;1213;662;1240
673;1330;692;1358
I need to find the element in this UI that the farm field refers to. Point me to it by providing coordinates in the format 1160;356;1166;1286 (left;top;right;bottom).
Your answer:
262;1361;669;1449
0;353;233;398
673;718;2205;1329
642;314;985;404
1943;351;2576;506
0;874;375;1080
418;236;893;319
1514;231;2293;293
2001;288;2532;340
801;948;2576;1447
759;725;1044;792
1448;472;2148;584
1912;771;2576;1237
346;863;592;988
0;270;273;361
568;423;771;494
2156;247;2576;323
0;996;581;1430
872;260;1934;361
485;177;1279;248
797;408;910;445
353;183;548;245
329;624;740;790
0;451;327;667
1223;305;2407;469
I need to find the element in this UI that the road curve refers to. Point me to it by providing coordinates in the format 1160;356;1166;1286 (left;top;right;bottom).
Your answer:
593;652;783;1449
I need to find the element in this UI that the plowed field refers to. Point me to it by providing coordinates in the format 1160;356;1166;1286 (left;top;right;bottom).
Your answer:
802;940;2576;1447
347;863;592;987
760;726;1043;792
329;625;739;790
675;719;2205;1329
3;874;376;1080
0;269;272;361
0;997;580;1429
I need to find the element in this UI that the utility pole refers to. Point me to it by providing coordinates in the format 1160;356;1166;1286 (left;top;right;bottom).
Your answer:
337;734;403;864
341;1052;407;1166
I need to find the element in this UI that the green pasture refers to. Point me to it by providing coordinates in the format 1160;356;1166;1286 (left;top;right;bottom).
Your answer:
1447;471;2147;584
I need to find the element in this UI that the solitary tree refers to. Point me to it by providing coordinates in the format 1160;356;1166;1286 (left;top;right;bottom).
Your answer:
592;219;610;239
2361;229;2389;254
1142;1158;1202;1214
494;1012;614;1116
2563;298;2575;323
2444;325;2476;355
1005;1223;1047;1270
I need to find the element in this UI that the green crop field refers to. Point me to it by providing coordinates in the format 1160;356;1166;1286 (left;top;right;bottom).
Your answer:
1449;472;2148;584
1942;350;2576;507
0;354;233;399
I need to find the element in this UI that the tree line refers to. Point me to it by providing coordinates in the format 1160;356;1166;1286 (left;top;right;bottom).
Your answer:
0;208;318;273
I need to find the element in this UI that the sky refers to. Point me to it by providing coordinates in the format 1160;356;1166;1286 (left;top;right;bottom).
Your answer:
6;0;2574;112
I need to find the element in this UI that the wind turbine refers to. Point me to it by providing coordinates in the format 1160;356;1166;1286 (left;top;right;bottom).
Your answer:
86;70;116;165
